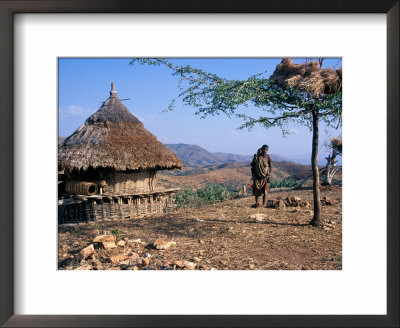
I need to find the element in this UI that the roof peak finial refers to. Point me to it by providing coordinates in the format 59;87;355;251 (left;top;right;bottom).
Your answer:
110;82;117;97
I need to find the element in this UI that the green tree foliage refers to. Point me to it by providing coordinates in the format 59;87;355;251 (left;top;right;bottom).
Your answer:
130;58;341;227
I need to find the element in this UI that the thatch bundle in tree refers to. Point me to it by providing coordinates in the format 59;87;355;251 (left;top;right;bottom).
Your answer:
331;137;342;155
270;58;342;96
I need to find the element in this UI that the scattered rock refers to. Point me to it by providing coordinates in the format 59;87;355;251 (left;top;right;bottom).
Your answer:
107;254;128;264
119;260;131;270
275;200;286;208
193;218;205;223
301;200;310;207
250;213;265;222
174;260;196;270
91;257;102;266
267;199;286;208
93;235;117;249
321;196;333;205
219;260;228;266
199;239;205;244
102;241;117;250
249;264;255;269
126;239;147;248
184;261;196;270
93;235;116;243
140;257;150;268
117;240;126;247
266;199;275;208
131;266;140;271
75;244;95;262
75;264;93;270
126;252;140;259
197;264;209;270
89;253;98;260
193;257;201;263
174;260;185;268
153;238;177;250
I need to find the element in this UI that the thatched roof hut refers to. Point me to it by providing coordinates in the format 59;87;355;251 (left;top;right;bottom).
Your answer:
59;83;183;173
270;58;342;96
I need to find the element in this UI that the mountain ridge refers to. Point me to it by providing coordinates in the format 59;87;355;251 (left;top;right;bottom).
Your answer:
166;143;287;167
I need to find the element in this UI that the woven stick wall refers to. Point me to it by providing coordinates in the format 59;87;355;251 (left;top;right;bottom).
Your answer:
58;189;178;224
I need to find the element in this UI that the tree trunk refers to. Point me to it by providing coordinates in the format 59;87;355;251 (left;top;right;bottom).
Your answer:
309;110;322;227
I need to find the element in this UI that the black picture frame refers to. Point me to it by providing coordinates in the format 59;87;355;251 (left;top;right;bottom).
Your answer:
0;1;398;327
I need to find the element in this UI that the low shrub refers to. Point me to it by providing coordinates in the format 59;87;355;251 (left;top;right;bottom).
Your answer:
111;229;121;237
176;185;230;208
270;177;299;189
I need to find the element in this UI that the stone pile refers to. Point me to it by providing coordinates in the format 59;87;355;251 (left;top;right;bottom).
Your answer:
267;195;310;208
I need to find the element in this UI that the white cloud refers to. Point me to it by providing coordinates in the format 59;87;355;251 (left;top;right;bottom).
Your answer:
228;130;239;136
134;113;157;125
59;105;93;118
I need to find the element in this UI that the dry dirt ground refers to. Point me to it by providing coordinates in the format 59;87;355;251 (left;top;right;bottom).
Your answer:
58;186;342;270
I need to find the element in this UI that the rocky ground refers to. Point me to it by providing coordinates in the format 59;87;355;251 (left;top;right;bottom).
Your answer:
58;186;342;270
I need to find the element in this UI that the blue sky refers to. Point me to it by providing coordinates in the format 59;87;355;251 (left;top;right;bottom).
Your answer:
58;58;342;164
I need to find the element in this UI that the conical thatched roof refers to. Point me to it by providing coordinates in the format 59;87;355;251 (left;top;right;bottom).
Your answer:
270;58;342;96
59;83;183;172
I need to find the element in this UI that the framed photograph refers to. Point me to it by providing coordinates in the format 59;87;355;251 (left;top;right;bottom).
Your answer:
1;1;398;327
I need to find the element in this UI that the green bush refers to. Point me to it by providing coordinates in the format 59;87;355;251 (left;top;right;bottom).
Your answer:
111;229;121;237
270;177;299;189
176;185;230;208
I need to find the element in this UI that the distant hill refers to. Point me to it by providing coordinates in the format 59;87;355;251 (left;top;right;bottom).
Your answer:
166;143;286;167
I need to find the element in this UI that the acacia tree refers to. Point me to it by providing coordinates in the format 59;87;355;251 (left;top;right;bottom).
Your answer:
131;58;342;227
